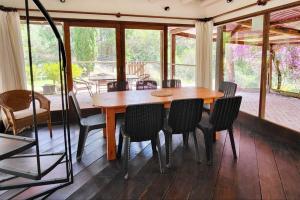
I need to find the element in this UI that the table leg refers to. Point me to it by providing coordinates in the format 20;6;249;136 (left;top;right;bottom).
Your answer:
210;102;217;142
101;108;107;138
106;108;117;160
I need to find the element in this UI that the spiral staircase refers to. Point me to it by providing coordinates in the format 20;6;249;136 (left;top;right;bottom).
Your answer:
0;0;73;198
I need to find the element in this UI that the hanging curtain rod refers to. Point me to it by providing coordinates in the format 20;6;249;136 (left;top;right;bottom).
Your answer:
0;5;17;12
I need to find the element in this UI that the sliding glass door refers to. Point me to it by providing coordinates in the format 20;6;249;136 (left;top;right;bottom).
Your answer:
70;26;117;107
125;28;163;88
168;27;196;87
21;21;64;111
222;17;263;116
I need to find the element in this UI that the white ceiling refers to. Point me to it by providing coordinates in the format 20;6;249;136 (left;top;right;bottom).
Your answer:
0;0;299;23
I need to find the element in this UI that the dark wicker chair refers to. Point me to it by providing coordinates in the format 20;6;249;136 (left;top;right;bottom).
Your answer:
204;81;237;112
163;99;204;168
107;81;129;92
69;91;106;161
197;96;242;165
117;103;165;179
219;81;237;97
162;79;181;88
136;80;157;90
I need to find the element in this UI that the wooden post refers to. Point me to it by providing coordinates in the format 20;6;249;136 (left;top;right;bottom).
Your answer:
268;44;274;93
63;22;72;91
259;13;270;119
116;24;126;81
163;26;168;81
171;34;176;79
215;25;225;90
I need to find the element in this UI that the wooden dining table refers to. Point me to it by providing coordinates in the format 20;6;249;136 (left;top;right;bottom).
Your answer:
92;87;224;160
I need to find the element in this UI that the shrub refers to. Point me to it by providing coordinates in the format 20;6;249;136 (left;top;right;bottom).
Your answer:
43;63;83;85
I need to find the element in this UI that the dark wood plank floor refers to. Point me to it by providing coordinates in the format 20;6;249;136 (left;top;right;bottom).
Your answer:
1;121;300;200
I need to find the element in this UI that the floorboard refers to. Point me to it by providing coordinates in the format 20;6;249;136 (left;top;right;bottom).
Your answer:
1;122;300;200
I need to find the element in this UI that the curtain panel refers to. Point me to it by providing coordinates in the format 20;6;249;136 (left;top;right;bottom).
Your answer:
195;20;213;89
0;11;26;92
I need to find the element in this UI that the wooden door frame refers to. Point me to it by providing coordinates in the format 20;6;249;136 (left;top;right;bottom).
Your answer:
63;21;171;88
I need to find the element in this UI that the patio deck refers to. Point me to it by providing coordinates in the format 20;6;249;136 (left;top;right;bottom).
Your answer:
47;90;300;133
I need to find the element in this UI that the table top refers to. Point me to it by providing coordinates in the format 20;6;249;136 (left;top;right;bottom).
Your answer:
92;87;224;108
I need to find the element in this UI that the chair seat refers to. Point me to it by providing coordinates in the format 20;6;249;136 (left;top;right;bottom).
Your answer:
14;108;48;120
80;114;106;127
197;112;213;133
120;125;156;142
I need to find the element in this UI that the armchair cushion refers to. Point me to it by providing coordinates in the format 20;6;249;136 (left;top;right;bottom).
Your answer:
14;108;48;120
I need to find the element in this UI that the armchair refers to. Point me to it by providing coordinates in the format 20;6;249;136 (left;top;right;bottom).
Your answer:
0;90;52;137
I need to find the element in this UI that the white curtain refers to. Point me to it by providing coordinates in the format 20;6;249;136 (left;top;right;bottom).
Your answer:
195;20;213;89
0;11;26;92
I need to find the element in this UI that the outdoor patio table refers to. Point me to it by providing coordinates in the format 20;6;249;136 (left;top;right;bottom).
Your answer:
89;74;139;92
92;87;224;160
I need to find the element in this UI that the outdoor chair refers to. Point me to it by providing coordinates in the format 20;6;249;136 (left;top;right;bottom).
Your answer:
197;96;242;165
0;90;52;137
163;99;204;168
69;91;106;161
219;81;237;97
162;79;181;88
107;81;129;92
73;78;94;96
117;103;165;179
136;80;157;90
204;81;237;112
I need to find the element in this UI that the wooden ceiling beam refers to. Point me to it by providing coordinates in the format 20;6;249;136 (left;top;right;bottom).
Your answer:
175;32;196;39
270;14;300;25
169;27;193;35
239;21;300;37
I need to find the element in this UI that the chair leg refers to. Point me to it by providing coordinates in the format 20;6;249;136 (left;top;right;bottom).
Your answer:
203;131;213;165
183;132;189;148
156;134;164;174
166;134;172;168
47;118;53;138
207;131;214;165
117;129;123;159
123;136;130;179
228;127;237;159
151;139;157;154
192;131;201;163
4;125;11;134
76;126;89;161
164;132;169;167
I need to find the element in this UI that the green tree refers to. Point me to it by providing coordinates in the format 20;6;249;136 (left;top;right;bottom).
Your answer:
125;29;160;62
72;28;97;75
44;63;82;85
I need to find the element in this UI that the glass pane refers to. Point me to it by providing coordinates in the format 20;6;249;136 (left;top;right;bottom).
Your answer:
125;29;162;89
223;17;263;116
265;7;300;132
70;27;116;107
21;22;63;111
168;27;196;87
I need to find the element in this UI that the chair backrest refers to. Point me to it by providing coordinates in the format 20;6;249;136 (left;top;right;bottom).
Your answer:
162;79;181;88
125;103;164;141
136;80;157;90
219;81;237;97
0;90;32;112
69;91;83;122
209;96;242;131
107;81;129;92
168;99;204;133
